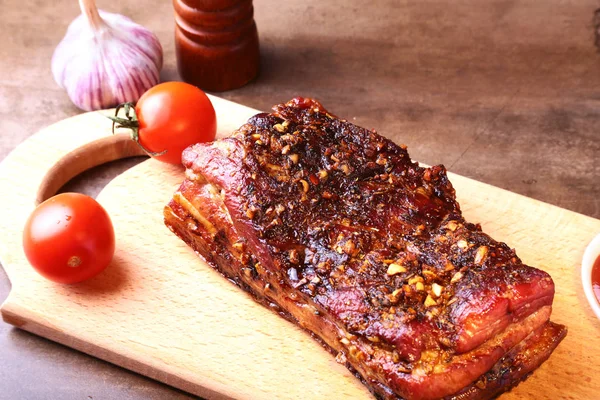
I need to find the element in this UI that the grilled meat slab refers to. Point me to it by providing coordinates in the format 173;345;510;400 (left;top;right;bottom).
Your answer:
164;98;566;400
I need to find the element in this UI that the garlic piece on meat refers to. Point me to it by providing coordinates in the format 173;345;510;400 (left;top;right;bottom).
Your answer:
51;0;163;111
386;263;407;275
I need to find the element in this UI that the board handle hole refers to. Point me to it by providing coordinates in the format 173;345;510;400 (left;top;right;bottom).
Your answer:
36;134;147;204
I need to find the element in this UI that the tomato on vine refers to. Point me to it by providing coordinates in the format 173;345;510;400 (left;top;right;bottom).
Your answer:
109;81;217;165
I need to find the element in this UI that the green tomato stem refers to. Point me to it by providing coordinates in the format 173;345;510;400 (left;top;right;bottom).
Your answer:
107;102;167;157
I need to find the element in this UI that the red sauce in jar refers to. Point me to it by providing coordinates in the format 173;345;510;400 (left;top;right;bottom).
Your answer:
593;255;600;304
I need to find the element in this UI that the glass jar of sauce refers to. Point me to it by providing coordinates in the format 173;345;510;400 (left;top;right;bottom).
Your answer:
173;0;259;91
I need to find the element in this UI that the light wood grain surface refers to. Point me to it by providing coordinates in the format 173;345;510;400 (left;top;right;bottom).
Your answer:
1;97;599;400
1;0;600;399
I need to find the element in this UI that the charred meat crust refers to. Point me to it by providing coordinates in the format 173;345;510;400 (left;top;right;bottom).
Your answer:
165;97;566;400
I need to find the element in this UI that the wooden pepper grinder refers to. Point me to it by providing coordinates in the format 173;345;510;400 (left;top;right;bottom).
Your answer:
173;0;259;92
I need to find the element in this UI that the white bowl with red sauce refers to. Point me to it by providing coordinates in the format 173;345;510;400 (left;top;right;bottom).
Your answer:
582;233;600;320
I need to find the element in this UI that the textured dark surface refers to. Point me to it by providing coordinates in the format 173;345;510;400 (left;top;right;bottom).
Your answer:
1;0;599;398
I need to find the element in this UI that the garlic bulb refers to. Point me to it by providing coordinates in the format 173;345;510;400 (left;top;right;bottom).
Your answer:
51;0;163;111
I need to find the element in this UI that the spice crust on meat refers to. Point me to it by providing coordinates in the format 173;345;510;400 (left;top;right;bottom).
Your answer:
165;97;566;400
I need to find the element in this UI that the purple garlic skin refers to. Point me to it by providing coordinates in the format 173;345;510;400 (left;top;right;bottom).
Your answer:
52;10;163;111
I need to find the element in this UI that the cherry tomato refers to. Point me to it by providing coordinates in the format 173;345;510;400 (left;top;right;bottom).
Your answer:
132;81;217;164
22;193;115;284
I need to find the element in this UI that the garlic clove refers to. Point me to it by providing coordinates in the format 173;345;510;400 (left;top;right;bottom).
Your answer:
52;7;163;111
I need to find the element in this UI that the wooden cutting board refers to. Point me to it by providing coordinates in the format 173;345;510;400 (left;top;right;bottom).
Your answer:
0;95;599;400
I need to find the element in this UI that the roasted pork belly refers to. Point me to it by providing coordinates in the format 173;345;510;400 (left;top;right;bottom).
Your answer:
164;98;566;400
